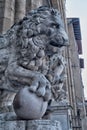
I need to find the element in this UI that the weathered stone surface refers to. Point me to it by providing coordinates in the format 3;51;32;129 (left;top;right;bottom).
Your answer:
15;0;26;22
0;121;25;130
0;112;16;121
0;6;68;119
27;120;62;130
0;120;62;130
13;88;48;119
50;104;70;130
82;117;87;130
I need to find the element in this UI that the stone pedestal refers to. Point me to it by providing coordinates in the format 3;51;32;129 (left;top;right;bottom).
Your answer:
27;120;62;130
0;120;62;130
50;102;71;130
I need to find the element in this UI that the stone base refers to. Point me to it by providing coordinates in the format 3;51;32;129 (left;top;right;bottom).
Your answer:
0;120;62;130
50;104;71;130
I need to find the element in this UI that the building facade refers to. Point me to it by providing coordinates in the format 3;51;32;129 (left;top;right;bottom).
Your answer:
0;0;86;130
67;18;86;130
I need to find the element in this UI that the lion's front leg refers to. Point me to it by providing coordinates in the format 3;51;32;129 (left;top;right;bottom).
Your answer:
6;63;51;101
29;73;51;101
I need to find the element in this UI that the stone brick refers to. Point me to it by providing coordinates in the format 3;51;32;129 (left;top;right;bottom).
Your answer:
27;120;62;130
0;121;25;130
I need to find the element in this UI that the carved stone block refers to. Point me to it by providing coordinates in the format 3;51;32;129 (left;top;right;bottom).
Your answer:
27;120;62;130
0;120;62;130
0;121;25;130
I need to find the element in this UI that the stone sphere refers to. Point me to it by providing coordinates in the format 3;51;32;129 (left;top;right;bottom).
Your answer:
13;87;48;119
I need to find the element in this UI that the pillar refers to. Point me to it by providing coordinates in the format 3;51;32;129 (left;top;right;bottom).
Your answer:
0;0;15;33
26;0;43;13
15;0;26;22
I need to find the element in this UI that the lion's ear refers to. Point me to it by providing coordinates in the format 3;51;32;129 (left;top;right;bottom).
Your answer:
51;9;57;15
51;9;60;16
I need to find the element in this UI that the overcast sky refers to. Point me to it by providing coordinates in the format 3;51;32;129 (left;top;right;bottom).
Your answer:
66;0;87;99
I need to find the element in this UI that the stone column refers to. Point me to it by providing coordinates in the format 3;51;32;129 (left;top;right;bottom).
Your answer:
26;0;43;13
15;0;26;22
0;0;5;33
31;0;43;9
0;0;15;33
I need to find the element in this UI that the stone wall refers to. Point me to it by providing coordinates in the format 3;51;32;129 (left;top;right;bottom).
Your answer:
82;117;87;130
67;20;86;130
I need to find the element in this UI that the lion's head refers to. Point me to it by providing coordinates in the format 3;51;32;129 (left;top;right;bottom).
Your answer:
6;6;68;49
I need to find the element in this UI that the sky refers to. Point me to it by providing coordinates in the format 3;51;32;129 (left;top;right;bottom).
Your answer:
66;0;87;99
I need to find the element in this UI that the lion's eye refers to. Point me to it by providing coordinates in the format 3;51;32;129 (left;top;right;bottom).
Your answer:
53;25;56;28
52;23;60;29
56;24;60;28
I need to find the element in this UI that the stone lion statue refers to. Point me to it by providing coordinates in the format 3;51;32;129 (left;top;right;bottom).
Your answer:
0;6;68;118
